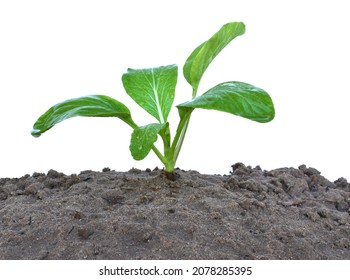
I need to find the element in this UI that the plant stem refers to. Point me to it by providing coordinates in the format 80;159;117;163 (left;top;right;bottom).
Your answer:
154;88;198;173
173;115;191;163
151;145;168;168
168;88;197;170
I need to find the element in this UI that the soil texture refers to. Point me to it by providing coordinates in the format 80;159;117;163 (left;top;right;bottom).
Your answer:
0;163;349;260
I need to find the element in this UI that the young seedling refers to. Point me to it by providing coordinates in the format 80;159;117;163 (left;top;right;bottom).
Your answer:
31;22;275;174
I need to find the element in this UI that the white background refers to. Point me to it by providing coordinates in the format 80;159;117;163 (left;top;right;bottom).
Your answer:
1;0;349;181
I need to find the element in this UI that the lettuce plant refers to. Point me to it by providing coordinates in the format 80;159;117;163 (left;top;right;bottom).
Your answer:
31;22;275;173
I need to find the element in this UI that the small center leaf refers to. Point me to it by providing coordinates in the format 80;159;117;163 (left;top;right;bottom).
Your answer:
130;123;167;160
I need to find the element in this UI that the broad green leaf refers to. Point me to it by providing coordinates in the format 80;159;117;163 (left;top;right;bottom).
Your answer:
130;123;166;160
177;81;275;122
122;65;178;123
31;95;135;137
183;22;245;92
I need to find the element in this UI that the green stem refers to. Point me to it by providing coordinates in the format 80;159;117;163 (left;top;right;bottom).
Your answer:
151;145;168;167
151;144;174;172
173;115;191;163
153;88;198;173
192;87;198;99
168;88;197;170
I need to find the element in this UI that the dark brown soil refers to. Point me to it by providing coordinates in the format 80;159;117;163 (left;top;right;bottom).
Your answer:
0;163;349;260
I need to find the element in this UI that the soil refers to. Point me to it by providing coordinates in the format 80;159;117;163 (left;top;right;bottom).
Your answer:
0;163;349;260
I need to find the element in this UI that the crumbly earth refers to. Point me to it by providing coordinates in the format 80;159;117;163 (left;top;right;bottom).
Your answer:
0;163;349;260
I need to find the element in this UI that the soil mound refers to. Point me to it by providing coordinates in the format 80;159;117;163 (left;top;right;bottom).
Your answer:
0;163;349;259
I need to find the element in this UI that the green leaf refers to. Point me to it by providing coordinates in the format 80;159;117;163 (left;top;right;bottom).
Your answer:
130;123;166;160
122;65;178;123
183;22;245;92
177;81;275;123
31;95;136;137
